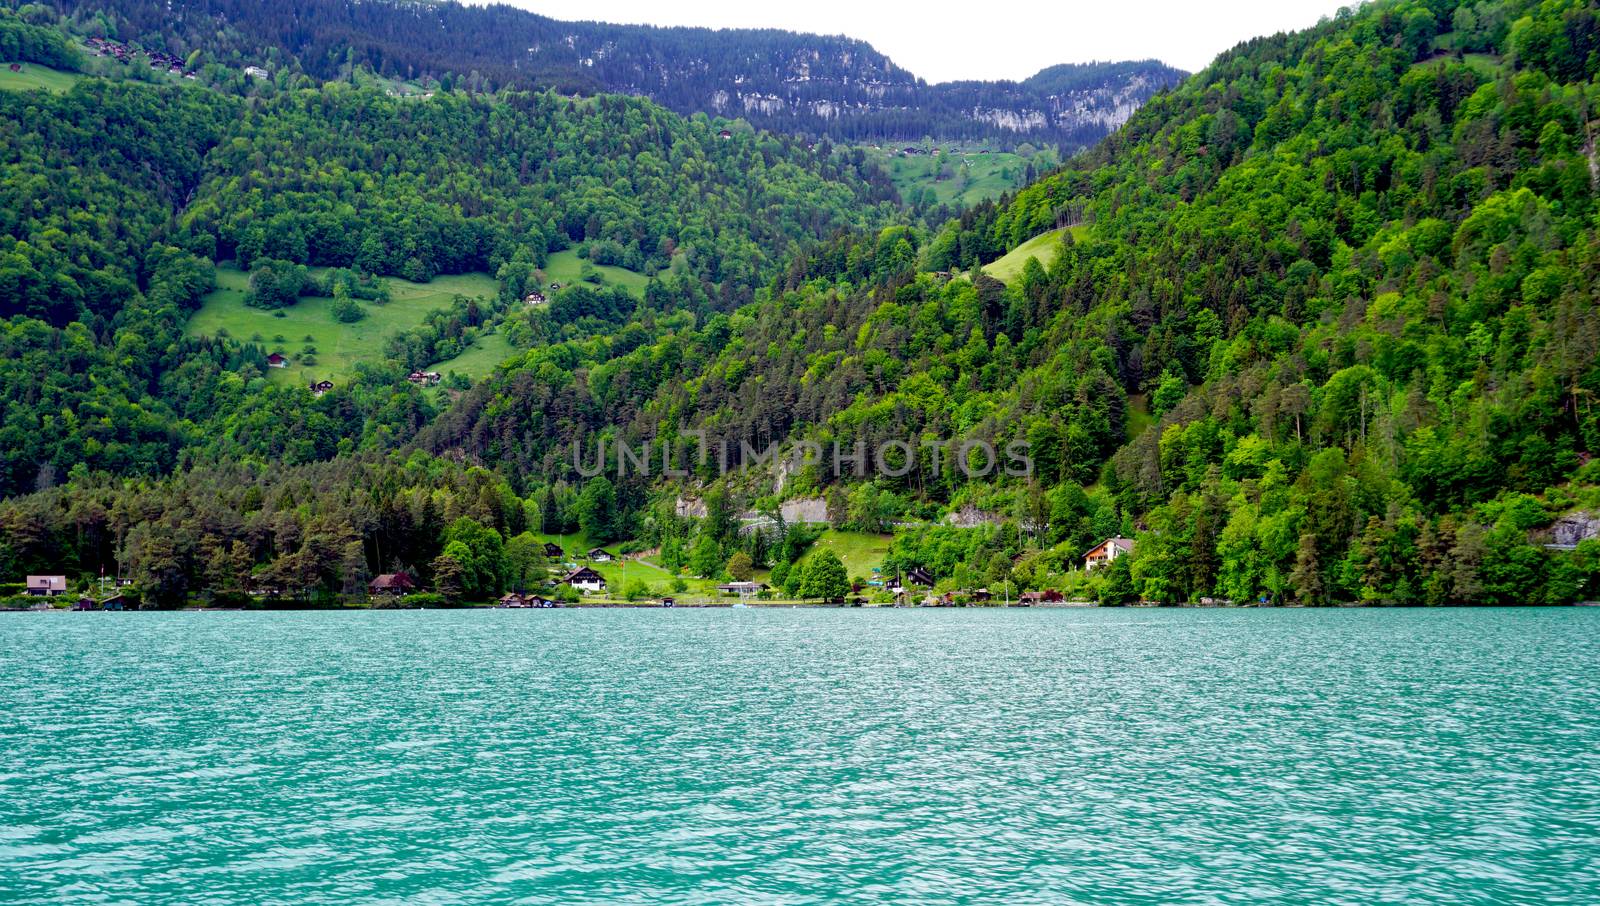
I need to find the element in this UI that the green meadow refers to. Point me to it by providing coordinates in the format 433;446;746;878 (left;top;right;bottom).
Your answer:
540;249;653;295
863;145;1050;207
0;62;82;93
187;266;498;385
531;528;893;602
982;225;1085;283
428;330;516;382
795;530;892;582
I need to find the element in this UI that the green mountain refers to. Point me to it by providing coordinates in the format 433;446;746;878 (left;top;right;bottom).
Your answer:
5;0;1600;608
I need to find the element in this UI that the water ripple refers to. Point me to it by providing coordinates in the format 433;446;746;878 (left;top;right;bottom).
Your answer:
2;608;1598;904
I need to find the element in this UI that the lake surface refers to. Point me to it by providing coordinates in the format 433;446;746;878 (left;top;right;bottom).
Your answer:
2;608;1598;904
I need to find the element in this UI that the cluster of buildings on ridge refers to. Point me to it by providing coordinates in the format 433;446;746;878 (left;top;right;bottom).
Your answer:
83;36;200;80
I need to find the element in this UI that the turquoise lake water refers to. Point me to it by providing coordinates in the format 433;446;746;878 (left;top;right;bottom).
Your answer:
2;608;1598;904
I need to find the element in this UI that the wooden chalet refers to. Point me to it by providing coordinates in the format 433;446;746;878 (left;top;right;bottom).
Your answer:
542;542;565;559
563;566;607;594
26;575;67;596
368;572;416;596
1084;537;1135;571
587;548;615;562
266;352;287;368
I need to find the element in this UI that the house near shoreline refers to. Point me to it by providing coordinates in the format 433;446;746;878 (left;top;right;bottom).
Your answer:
1019;590;1064;606
369;572;416;597
564;566;606;594
1084;537;1135;571
888;566;936;594
26;575;67;596
716;581;767;597
498;592;557;608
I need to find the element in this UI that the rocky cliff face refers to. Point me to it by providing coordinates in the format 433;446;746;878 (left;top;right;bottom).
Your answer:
613;51;1187;144
88;0;1183;147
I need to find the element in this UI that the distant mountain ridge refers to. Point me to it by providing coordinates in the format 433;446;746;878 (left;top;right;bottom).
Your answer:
55;0;1186;146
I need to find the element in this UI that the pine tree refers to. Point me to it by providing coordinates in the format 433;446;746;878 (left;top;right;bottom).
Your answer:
1289;534;1324;606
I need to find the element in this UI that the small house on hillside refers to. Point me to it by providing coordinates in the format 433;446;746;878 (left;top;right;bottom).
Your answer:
369;572;416;597
1084;537;1135;571
587;548;615;562
542;542;565;559
718;129;733;139
523;291;547;305
406;371;442;386
905;566;935;587
309;380;334;396
266;353;287;368
564;566;606;594
26;575;67;596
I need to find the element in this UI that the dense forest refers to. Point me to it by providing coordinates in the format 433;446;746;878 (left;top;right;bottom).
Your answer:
41;0;1185;147
5;0;1600;607
0;7;895;503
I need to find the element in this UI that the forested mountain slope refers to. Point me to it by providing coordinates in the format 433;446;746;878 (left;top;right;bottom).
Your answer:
425;0;1600;605
0;15;894;502
7;0;1600;609
45;0;1185;146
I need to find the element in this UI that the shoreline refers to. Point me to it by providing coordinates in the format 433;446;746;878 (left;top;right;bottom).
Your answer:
4;601;1592;612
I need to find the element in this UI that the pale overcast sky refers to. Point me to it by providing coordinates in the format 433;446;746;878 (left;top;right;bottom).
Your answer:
491;0;1353;82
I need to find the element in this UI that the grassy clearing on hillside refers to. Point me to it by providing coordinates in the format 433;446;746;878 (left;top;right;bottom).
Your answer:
1125;394;1153;442
187;266;497;384
798;530;892;582
428;331;516;382
531;529;893;602
541;249;652;295
534;533;720;599
863;146;1045;207
0;63;82;93
982;225;1085;283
